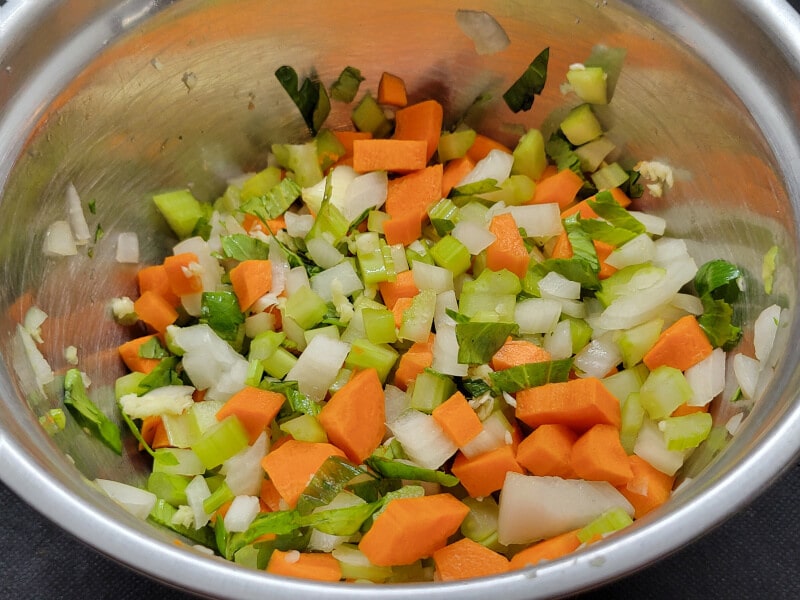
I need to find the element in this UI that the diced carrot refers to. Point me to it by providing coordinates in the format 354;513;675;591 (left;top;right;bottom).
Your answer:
671;402;709;417
594;239;618;280
491;338;551;371
392;333;434;390
393;99;444;162
118;334;162;374
260;478;282;512
570;423;633;486
6;290;36;323
358;493;470;566
516;377;622;430
352;139;427;173
431;391;483;447
433;537;510;581
616;454;675;518
261;440;346;508
215;385;285;445
318;368;386;464
528;168;584;209
333;130;372;157
163;252;203;296
266;549;342;582
642;315;713;372
391;296;415;330
441;155;475;198
451;445;524;498
378;270;419;309
140;415;172;451
466;134;512;163
229;259;273;311
242;213;286;235
549;231;573;259
509;530;581;570
538;164;559;181
485;213;530;279
516;424;578;479
383;212;422;247
384;163;444;221
133;290;179;333
609;187;632;208
377;72;408;107
137;264;180;307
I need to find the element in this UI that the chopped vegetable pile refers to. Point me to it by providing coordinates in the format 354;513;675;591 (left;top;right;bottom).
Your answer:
20;18;786;585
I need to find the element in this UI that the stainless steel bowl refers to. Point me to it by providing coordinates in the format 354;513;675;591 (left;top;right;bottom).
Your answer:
2;1;800;598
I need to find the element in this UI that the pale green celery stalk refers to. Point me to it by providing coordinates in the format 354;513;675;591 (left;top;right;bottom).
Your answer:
681;425;729;478
271;141;323;188
511;129;547;181
602;363;649;403
591;162;629;190
399;289;437;342
577;507;633;543
304;325;341;345
147;471;191;507
619;391;645;454
284;286;328;330
565;317;593;354
203;481;235;515
430;235;472;276
428;198;460;236
191;415;250;470
345;338;399;383
153;189;204;239
566;66;608;104
460;496;500;544
459;291;516;322
306;201;349;242
114;371;147;400
152;448;206;477
352;93;392;138
408;370;457;413
616;318;664;368
480;174;536;206
362;307;398;344
405;239;434;266
659;412;713;451
161;411;202;448
245;358;264;387
463;267;522;295
240;167;282;202
438;128;477;162
560;103;603;146
315;129;347;172
639;366;693;420
279;414;328;443
367;210;391;234
263;348;297;379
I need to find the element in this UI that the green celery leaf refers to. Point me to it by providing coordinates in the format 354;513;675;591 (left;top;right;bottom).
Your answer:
545;133;583;178
445;308;471;324
489;357;574;393
214;509;229;556
456;321;519;364
240;177;302;222
459;378;494;398
221;234;270;261
451;178;500;197
274;65;329;135
503;47;550;113
564;214;600;273
330;66;365;103
266;380;322;418
138;357;183;392
365;456;459;487
296;456;366;516
621;168;644;198
536;258;600;291
694;260;743;303
698;295;742;350
300;501;382;536
138;336;169;359
63;369;122;454
347;477;403;503
148;499;216;547
200;291;244;342
586;190;645;234
118;406;155;457
579;218;638;246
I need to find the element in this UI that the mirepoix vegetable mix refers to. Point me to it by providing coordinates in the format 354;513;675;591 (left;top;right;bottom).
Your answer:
21;18;785;584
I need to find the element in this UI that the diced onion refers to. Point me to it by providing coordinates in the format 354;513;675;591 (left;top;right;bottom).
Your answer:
455;9;510;55
66;182;91;245
17;324;54;391
224;432;269;496
310;261;364;301
340;170;388;222
116;232;140;264
573;332;622;379
634;418;685;475
514;298;561;334
753;304;781;363
732;353;761;400
685;348;725;406
95;479;157;520
284;335;351;402
496;204;563;238
23;305;48;343
412;261;454;293
306;237;344;269
43;220;78;256
284;212;315;238
185;474;212;529
538;271;581;300
604;233;654;269
223;495;261;532
388;409;457;470
544;320;574;360
285;266;310;296
432;291;468;376
451;220;496;255
628;210;666;236
457;149;514;187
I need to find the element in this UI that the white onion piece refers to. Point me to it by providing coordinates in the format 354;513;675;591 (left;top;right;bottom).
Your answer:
223;495;261;532
173;236;222;293
457;149;514;187
154;448;205;477
119;385;195;419
23;305;48;343
66;182;91;245
634;418;685;475
285;266;310;297
451;220;496;255
17;324;54;390
285;335;351;402
95;479;157;520
514;298;562;334
340;170;388;222
284;211;315;238
497;473;634;545
573;332;621;379
753;304;781;363
412;261;454;293
185;474;212;529
455;9;510;55
733;353;761;400
685;347;726;406
556;298;587;319
116;232;140;264
725;413;745;436
538;271;581;300
384;385;410;425
244;311;276;338
432;291;468;376
310;261;363;301
495;203;562;238
670;293;704;316
388;409;457;470
308;530;352;553
43;220;77;256
628;210;666;236
306;237;344;269
544;320;574;360
390;243;409;273
224;432;268;496
304;165;357;214
605;233;654;269
268;237;290;297
460;412;509;459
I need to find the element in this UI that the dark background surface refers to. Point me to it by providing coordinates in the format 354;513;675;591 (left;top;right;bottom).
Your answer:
3;1;800;598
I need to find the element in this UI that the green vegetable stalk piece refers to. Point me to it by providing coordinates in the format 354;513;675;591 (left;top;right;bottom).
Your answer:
577;507;633;543
201;291;244;343
240;177;303;221
153;189;204;240
352;93;392;138
438;128;477;162
296;456;366;515
639;365;693;420
344;338;399;383
511;129;548;181
274;65;330;135
191;415;249;469
456;321;519;364
762;245;778;295
408;369;457;413
560;103;603;146
430;235;471;276
240;167;282;203
488;358;573;393
63;369;122;454
221;233;270;261
365;455;459;487
503;47;549;113
659;412;713;451
330;66;365;103
149;499;216;547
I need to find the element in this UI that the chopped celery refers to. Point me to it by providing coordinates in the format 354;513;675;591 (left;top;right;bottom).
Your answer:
279;413;328;443
149;499;216;547
345;338;399;383
577;507;633;543
330;66;365;103
616;318;664;368
428;198;460;236
575;136;616;173
63;369;122;454
460;496;500;544
362;307;398;344
161;411;202;448
240;167;282;202
203;481;235;515
263;347;298;379
430;235;472;277
272;141;324;188
152;448;206;477
352;93;392;138
114;371;147;400
659;412;713;451
153;189;205;240
479;175;536;206
191;415;250;470
619;392;645;454
438;128;477;162
602;364;648;403
681;425;730;478
315;129;347;172
639;366;693;420
462;267;522;296
511;128;547;181
284;286;328;330
560;103;603;146
408;369;457;413
399;289;437;342
306;200;349;243
591;161;629;190
566;66;608;104
565;317;593;354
